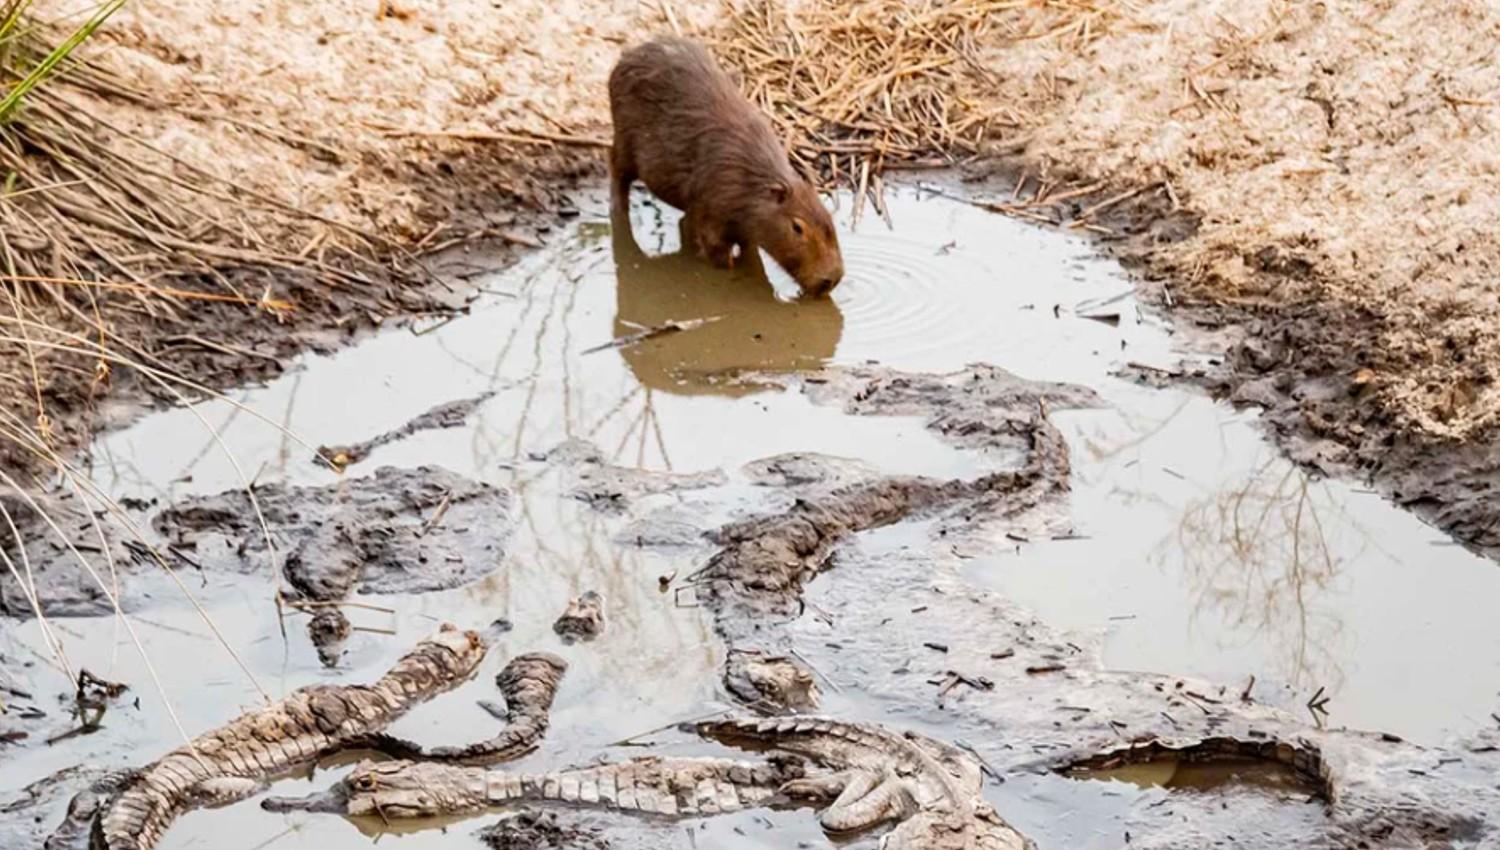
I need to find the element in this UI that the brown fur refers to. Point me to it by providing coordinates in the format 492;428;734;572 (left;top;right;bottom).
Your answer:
608;37;844;297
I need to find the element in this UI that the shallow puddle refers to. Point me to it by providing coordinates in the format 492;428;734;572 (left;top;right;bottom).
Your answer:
6;183;1499;849
985;394;1500;743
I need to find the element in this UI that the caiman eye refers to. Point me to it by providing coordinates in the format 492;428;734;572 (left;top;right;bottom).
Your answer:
791;219;805;236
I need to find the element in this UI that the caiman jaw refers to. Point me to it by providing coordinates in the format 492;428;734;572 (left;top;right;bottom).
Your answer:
260;782;350;814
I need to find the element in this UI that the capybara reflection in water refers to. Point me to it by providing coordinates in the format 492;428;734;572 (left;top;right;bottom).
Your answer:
609;203;842;398
608;36;844;298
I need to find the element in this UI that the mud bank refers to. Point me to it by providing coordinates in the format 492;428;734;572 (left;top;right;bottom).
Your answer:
685;364;1088;707
786;536;1500;848
5;188;1500;850
638;362;1500;848
2;465;513;613
1195;306;1500;564
12;0;1497;592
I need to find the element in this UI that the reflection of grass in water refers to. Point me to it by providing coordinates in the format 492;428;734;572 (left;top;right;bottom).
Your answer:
0;321;342;745
1169;459;1347;692
470;464;717;691
467;222;675;472
457;225;711;681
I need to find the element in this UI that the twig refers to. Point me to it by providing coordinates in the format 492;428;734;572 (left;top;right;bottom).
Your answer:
373;125;610;149
583;316;721;354
660;0;683;36
417;489;454;537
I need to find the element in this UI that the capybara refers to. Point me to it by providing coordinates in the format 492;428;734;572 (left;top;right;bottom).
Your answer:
608;36;844;298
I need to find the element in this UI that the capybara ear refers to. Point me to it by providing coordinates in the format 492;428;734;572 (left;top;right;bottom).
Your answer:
768;180;790;205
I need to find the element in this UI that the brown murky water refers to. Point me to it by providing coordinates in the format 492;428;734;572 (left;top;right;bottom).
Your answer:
5;184;1499;850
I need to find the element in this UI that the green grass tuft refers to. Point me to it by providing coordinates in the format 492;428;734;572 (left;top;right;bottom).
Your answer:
0;0;125;125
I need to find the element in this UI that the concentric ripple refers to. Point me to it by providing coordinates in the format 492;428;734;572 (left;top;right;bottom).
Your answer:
832;228;1006;369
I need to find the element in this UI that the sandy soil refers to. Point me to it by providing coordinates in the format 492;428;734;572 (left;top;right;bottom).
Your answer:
978;0;1500;440
6;0;1497;550
953;0;1500;555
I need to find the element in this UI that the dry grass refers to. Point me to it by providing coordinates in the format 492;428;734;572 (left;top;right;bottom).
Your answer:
0;0;687;464
966;0;1500;441
713;0;1121;214
0;6;385;461
721;0;1500;445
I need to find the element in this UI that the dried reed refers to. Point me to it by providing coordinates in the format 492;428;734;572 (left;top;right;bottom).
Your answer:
715;0;1125;195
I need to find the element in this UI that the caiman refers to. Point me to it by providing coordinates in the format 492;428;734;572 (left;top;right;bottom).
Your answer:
361;651;567;765
266;713;1033;850
262;755;805;818
90;624;492;850
699;716;1034;850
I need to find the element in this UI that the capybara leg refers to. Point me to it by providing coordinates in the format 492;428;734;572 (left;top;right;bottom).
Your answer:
696;229;735;269
687;209;735;269
609;142;635;213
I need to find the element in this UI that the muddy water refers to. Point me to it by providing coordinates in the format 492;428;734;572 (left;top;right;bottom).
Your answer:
6;185;1499;849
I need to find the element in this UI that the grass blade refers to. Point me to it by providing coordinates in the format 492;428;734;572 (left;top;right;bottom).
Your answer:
0;0;125;124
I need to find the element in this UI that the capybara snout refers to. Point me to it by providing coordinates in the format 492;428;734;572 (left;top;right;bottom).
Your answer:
608;36;844;297
755;179;843;297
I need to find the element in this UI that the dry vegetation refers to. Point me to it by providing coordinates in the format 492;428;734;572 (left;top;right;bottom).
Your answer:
0;0;715;469
718;0;1500;447
986;0;1500;444
2;0;1496;480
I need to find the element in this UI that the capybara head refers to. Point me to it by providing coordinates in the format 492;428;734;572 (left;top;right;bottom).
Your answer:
744;179;844;298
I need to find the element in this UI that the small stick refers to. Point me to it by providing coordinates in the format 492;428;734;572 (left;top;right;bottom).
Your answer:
851;159;870;231
660;0;682;36
610;706;735;748
583;316;721;354
1074;185;1148;222
374;126;610;149
418;489;454;537
1037;180;1107;206
350;625;398;636
954;739;1001;781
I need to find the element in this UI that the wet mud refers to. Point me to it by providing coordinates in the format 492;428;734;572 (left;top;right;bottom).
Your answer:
542;438;728;512
5;185;1500;850
690;366;1084;708
478;811;610;850
154;466;511;595
1198;305;1500;564
553;592;606;643
154;466;512;663
0;489;145;618
792;363;1103;457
